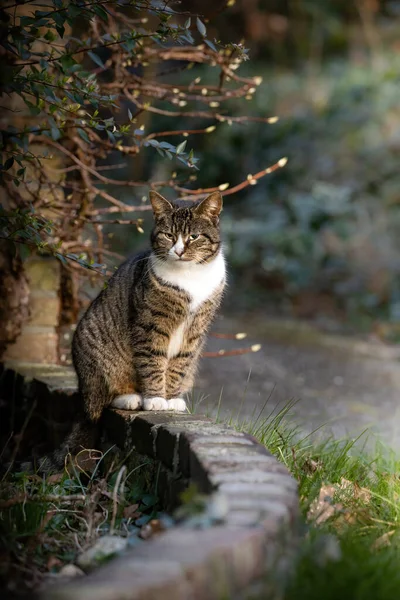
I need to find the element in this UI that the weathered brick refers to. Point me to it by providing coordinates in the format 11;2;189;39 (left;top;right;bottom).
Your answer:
227;496;290;519
129;415;157;456
25;257;60;292
192;442;269;461
4;326;58;363
218;481;296;498
154;425;179;470
209;468;297;488
103;409;134;450
42;559;189;600
29;293;60;327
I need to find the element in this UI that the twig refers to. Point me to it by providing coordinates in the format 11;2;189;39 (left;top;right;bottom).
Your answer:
202;344;261;358
0;493;86;509
210;332;247;340
110;466;126;535
2;399;37;482
177;158;288;200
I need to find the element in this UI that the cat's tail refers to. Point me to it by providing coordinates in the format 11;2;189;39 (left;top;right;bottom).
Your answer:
37;417;99;474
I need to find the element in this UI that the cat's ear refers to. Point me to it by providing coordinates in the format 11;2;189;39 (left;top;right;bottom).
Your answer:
193;192;223;219
149;191;173;218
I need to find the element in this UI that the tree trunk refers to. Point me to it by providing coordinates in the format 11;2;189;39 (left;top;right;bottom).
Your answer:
0;241;30;359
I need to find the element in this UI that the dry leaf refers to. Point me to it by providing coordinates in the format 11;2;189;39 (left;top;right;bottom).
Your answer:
47;473;64;484
307;484;341;525
303;458;323;474
123;504;140;519
308;478;372;527
371;530;395;551
139;519;165;540
338;478;371;503
47;555;63;571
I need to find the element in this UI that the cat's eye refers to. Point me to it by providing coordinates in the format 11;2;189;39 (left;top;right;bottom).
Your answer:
189;234;200;241
163;232;174;240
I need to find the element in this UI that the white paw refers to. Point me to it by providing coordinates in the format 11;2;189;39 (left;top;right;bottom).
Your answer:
111;394;142;411
143;397;168;411
167;398;187;412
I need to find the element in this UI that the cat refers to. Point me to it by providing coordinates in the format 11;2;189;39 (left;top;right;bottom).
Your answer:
40;190;226;471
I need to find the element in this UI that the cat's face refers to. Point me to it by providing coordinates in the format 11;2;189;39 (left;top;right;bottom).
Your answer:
150;191;222;265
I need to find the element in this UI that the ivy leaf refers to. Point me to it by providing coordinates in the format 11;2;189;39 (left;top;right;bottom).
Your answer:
196;17;207;37
88;51;105;69
176;140;187;155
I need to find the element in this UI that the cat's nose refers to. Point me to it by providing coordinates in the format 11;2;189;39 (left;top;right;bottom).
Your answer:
174;247;184;257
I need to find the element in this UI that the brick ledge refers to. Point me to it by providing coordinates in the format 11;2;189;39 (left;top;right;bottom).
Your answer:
44;410;299;599
1;364;299;600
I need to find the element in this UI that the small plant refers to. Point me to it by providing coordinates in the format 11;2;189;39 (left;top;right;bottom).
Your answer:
0;448;168;594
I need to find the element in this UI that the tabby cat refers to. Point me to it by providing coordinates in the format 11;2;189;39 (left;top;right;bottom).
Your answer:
43;191;225;470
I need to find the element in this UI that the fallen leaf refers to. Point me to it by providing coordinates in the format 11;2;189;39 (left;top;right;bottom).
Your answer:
308;478;372;527
47;556;63;571
46;473;64;484
303;458;323;474
123;504;140;519
371;530;395;551
139;519;165;540
307;484;341;525
338;478;371;503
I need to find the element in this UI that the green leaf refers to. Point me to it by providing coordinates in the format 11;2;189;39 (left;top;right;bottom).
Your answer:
77;128;90;143
68;4;82;19
184;17;191;29
128;108;133;121
88;51;105;69
60;54;77;71
92;5;109;21
176;140;187;155
141;494;157;508
4;157;14;170
18;243;31;261
205;39;217;52
196;17;207;37
44;29;57;42
56;25;65;38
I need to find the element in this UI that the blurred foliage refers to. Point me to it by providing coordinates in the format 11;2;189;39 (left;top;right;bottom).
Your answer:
144;45;400;328
218;57;400;326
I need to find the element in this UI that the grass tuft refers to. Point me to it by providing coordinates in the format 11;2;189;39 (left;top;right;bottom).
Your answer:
236;400;400;600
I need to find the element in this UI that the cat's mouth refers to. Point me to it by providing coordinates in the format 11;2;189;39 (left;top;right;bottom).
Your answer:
169;255;192;263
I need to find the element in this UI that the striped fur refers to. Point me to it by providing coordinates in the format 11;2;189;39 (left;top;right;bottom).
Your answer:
41;192;226;471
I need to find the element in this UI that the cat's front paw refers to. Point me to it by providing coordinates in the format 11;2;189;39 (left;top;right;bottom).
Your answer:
111;394;142;411
167;398;187;412
143;397;168;411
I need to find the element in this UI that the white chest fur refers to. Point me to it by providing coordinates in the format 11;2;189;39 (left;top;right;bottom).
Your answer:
151;251;226;359
151;251;225;312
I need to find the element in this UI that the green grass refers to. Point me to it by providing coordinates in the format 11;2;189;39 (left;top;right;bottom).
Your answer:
237;402;400;600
